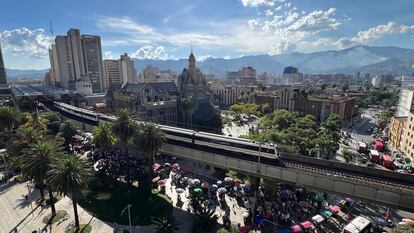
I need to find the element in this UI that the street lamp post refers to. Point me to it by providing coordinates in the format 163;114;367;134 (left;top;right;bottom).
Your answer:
121;204;133;233
81;108;85;130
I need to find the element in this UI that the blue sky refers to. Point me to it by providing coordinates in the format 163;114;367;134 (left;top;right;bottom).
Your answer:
0;0;413;69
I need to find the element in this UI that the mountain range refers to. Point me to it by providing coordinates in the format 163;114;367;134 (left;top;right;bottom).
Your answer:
134;45;414;77
5;45;414;79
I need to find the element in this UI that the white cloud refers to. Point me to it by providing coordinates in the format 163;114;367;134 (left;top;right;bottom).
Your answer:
104;51;116;59
131;45;169;60
197;55;217;62
248;19;260;29
265;9;274;16
240;0;276;7
336;21;414;48
0;27;53;59
287;8;341;32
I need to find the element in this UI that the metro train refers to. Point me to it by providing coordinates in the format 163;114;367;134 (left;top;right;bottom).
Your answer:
53;102;279;160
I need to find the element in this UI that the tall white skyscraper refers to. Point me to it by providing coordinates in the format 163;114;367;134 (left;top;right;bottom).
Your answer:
0;43;7;87
49;28;104;94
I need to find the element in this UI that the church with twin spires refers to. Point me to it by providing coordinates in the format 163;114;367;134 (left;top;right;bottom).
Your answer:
176;50;222;132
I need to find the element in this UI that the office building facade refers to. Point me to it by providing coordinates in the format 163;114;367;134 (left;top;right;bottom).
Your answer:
103;53;137;89
0;43;7;86
49;28;104;94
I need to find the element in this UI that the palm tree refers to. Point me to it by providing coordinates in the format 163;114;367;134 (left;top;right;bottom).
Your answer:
21;141;66;215
0;106;18;135
46;155;91;231
111;108;135;156
25;111;48;131
59;120;77;150
133;123;165;192
93;122;116;154
8;126;44;169
152;216;180;233
194;207;218;232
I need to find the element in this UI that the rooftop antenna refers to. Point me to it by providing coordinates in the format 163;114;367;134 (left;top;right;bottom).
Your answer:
49;21;54;36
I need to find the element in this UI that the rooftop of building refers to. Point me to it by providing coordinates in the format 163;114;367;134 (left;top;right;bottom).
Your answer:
10;85;76;97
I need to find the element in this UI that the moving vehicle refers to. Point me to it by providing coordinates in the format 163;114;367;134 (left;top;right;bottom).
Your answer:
369;150;380;163
358;142;367;154
342;216;372;233
374;140;384;152
53;101;280;161
382;155;394;169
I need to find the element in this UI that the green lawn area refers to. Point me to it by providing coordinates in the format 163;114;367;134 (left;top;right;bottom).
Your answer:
78;178;172;226
67;224;92;233
42;210;68;224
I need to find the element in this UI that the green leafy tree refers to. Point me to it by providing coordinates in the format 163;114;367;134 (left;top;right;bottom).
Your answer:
133;123;166;193
93;122;116;153
152;216;180;233
261;103;272;115
272;109;295;130
21;141;66;215
59;120;77;150
378;109;395;130
111;108;135;156
46;155;91;231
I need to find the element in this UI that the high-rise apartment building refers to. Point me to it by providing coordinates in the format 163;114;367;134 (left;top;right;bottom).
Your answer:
239;66;256;85
396;88;414;117
49;28;104;94
0;43;7;87
103;53;137;88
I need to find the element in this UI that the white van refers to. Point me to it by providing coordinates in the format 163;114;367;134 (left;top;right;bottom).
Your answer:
343;216;372;233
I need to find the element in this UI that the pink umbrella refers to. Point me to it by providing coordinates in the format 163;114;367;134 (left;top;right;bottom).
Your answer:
153;163;161;170
301;221;314;229
234;179;241;184
291;225;302;232
402;218;414;225
330;205;340;213
158;180;166;185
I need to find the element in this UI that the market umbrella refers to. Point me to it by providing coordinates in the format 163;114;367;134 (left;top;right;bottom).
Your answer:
172;163;180;169
216;180;223;186
330;205;340;213
193;179;201;185
158;180;166;185
211;184;218;191
280;190;290;199
217;187;227;194
224;177;233;182
193;188;202;193
176;188;185;194
242;211;250;218
312;214;325;224
321;210;333;218
301;221;314;229
291;225;302;233
201;182;209;188
313;193;324;202
153;163;161;170
163;163;171;167
234;179;241;184
402;219;414;225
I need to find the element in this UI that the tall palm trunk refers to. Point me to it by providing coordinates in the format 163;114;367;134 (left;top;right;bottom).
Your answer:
49;191;56;216
38;183;45;201
124;141;132;188
72;196;80;230
147;151;155;193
